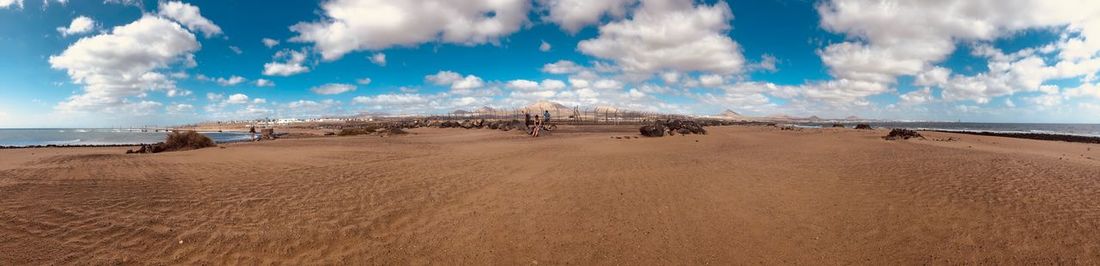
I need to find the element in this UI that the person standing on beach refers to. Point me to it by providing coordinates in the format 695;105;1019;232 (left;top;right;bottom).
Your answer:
543;110;551;123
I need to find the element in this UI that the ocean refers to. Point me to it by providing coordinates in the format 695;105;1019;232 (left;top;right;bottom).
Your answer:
0;128;254;147
798;122;1100;137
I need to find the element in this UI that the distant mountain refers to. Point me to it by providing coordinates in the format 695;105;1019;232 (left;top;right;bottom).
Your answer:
766;114;795;121
719;109;742;117
474;106;496;113
845;115;862;120
452;109;471;115
524;101;572;113
807;115;822;121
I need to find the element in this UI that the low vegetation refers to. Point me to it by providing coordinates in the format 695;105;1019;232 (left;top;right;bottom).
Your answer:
127;131;215;154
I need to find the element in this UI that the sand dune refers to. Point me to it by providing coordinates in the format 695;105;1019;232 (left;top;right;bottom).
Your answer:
2;126;1099;264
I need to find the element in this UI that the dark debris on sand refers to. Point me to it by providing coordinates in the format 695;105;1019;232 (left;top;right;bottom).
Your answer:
884;128;924;140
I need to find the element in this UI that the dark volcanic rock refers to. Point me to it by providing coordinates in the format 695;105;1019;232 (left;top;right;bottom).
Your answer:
854;124;873;130
639;124;666;137
884;128;923;140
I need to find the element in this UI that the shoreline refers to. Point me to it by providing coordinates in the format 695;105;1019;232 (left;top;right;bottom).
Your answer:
923;129;1100;144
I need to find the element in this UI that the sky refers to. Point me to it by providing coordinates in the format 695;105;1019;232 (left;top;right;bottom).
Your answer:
1;0;1100;127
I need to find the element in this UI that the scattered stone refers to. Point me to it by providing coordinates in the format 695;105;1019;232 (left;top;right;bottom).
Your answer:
854;124;873;130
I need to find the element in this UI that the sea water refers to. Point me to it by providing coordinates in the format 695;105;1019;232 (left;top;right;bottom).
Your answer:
803;122;1100;137
0;128;254;147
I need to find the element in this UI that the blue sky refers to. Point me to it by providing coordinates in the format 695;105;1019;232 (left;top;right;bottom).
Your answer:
1;0;1100;127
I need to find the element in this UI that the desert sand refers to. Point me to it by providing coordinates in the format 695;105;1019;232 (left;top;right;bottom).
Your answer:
2;126;1099;264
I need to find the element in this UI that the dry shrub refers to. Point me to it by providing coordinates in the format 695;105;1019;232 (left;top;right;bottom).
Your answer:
338;126;380;136
884;128;924;140
163;131;215;151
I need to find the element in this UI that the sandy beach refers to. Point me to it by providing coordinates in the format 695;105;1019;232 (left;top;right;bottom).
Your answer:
2;126;1099;264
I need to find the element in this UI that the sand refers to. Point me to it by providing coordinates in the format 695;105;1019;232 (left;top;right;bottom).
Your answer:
2;126;1099;264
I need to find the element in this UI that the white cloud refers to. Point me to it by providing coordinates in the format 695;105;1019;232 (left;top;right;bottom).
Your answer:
262;38;279;48
290;0;531;60
577;0;744;75
899;87;934;105
166;103;194;113
750;54;778;72
507;79;539;90
229;46;242;54
539;0;636;33
57;16;96;37
263;49;310;76
0;0;22;9
814;0;1100;104
157;1;222;38
48;15;199;113
166;88;191;97
592;79;623;90
226;93;249;104
254;79;275;87
311;83;357;95
1026;94;1063;108
505;79;567;91
1065;82;1100;99
542;60;583;74
353;93;429;105
370;53;386;66
214;75;246;86
253;98;266;104
539;40;551;52
452;75;485;91
356;78;372;85
425;70;462;85
425;70;484;91
698;74;725;87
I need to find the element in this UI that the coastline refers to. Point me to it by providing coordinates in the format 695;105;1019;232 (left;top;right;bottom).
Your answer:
923;129;1100;144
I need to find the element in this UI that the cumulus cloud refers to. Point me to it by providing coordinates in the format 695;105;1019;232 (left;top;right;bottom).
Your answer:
578;0;744;76
0;0;22;9
254;79;274;87
542;60;583;74
263;49;310;76
225;93;249;104
815;0;1100;105
157;1;222;38
425;70;484;91
49;15;199;113
290;0;531;60
539;40;552;52
57;16;96;37
899;87;934;105
539;0;636;33
356;78;372;85
353;93;430;106
369;53;386;66
262;38;279;48
166;103;194;113
311;83;357;95
214;75;246;86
